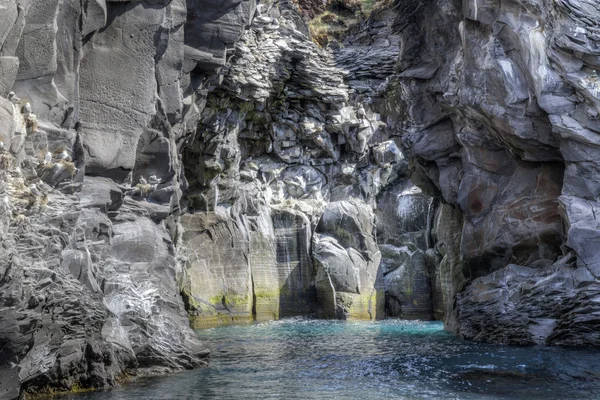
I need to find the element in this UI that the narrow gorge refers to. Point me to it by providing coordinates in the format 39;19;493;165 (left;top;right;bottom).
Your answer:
0;0;599;398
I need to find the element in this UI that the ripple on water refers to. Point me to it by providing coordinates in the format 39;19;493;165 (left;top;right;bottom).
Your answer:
63;318;600;400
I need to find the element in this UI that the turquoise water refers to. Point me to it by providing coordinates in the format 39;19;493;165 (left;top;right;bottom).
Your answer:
66;319;600;399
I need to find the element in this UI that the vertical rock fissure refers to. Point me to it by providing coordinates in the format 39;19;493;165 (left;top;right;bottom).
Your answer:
251;267;257;321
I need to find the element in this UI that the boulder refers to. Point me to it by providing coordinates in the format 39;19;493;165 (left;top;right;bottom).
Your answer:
313;200;384;320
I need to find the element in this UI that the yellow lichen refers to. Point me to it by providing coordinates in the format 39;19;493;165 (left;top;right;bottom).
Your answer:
0;153;13;170
22;381;96;400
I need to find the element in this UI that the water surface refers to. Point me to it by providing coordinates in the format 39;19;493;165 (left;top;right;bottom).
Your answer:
66;319;600;399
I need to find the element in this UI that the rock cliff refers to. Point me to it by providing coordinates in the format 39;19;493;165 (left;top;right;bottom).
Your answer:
0;0;424;396
0;0;255;396
385;0;600;344
1;0;599;397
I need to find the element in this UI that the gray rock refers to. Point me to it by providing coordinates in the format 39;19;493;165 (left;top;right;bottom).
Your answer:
271;206;318;317
80;176;123;212
0;57;19;96
0;97;15;146
5;0;600;397
314;200;384;320
382;0;600;341
380;244;432;319
0;177;208;398
458;254;600;346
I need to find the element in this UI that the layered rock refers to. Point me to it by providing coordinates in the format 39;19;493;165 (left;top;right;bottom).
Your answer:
384;0;600;344
4;0;600;395
181;2;382;325
458;253;600;345
0;167;209;398
0;0;259;397
1;1;437;395
177;1;446;326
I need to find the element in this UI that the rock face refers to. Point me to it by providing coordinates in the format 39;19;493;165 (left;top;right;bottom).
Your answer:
1;0;437;396
458;254;600;345
180;2;389;326
0;170;209;398
177;1;442;327
384;0;600;344
2;0;600;396
314;200;383;319
0;0;258;396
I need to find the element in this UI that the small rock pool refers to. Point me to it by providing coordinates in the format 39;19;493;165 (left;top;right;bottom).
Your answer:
65;319;600;399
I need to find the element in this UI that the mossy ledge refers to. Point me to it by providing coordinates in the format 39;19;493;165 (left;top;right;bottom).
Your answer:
21;373;132;400
303;0;392;46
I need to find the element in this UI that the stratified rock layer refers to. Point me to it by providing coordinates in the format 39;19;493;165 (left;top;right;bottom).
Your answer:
1;1;434;396
0;0;258;397
177;2;441;327
3;0;600;396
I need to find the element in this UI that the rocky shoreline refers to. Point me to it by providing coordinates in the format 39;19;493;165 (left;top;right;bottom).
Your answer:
1;0;600;397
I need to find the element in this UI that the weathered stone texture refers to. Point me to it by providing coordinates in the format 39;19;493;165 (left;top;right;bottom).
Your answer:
384;0;600;343
4;0;600;396
0;0;260;397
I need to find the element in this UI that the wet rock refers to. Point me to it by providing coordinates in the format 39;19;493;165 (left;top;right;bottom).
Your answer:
380;244;432;319
180;196;321;328
432;203;465;331
180;210;255;327
458;254;600;346
271;206;318;317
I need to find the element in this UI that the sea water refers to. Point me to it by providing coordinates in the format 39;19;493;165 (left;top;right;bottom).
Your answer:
65;319;600;399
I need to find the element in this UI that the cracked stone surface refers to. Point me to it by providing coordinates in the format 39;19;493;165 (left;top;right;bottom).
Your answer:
2;0;600;397
383;0;600;343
